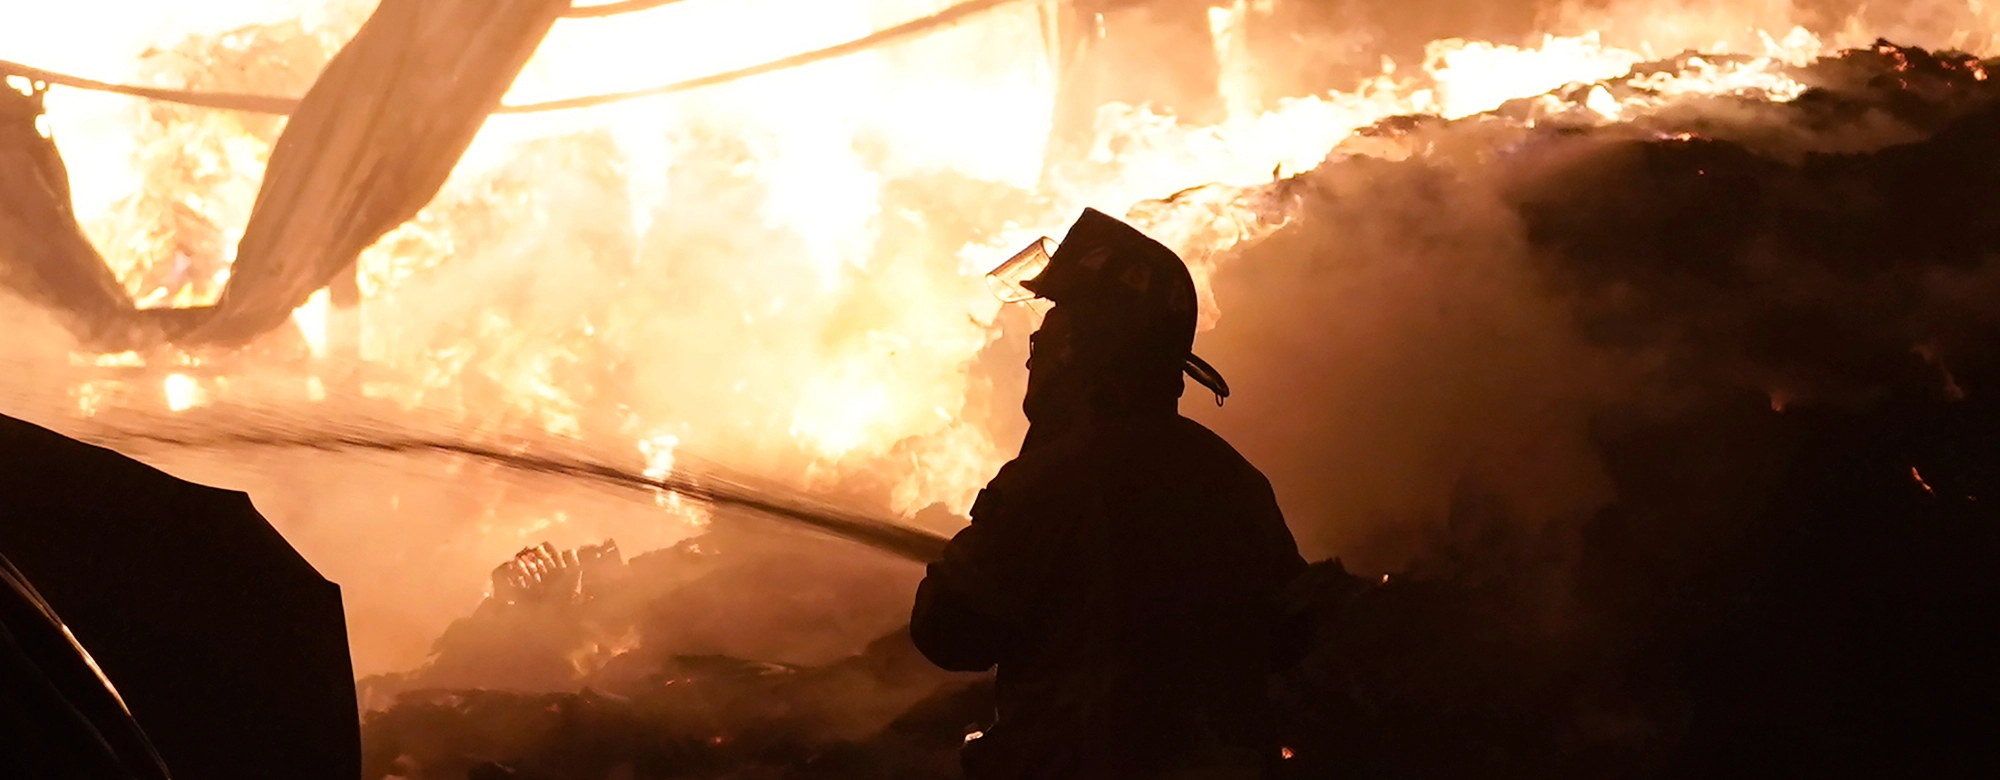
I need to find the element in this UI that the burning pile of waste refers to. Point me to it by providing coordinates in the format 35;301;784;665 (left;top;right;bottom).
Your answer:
340;39;1999;780
353;529;969;780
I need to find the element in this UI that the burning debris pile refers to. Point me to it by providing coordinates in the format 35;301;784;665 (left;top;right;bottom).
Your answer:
357;531;966;780
1212;38;2000;778
351;40;2000;780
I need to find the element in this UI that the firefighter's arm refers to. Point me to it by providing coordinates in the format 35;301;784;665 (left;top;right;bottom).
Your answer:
910;486;1035;672
1247;473;1314;672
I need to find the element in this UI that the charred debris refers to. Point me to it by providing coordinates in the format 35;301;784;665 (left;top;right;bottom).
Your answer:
351;42;1999;780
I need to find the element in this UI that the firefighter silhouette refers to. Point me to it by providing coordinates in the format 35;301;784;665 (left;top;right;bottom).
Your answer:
913;209;1308;779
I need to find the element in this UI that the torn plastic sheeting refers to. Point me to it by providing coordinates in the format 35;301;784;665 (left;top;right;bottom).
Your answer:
179;0;572;347
0;84;138;344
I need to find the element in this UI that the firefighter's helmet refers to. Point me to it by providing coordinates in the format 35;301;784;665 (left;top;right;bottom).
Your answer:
987;208;1229;403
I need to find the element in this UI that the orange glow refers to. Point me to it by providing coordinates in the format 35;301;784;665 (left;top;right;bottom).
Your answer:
23;2;1968;466
9;3;1992;648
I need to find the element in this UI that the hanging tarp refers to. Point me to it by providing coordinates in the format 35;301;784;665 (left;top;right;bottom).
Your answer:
0;85;141;346
1;0;1026;349
179;0;572;347
0;0;1022;117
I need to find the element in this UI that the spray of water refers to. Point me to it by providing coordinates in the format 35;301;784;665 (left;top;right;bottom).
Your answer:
74;412;950;563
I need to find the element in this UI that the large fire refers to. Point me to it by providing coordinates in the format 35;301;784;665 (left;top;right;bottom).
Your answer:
1;0;1992;674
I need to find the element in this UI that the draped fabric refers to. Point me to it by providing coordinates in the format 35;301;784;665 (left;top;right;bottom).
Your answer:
185;0;573;346
0;86;136;345
0;0;1023;348
0;0;567;348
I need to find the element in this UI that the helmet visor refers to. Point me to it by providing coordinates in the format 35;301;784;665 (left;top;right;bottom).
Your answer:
984;237;1057;303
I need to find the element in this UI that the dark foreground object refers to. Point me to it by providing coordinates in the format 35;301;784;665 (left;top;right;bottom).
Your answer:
0;414;359;780
1264;394;2000;780
0;553;170;780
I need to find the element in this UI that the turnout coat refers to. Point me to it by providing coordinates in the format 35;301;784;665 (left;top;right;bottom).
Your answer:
912;412;1308;780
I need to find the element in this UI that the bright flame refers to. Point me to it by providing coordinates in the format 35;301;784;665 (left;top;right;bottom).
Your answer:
293;287;332;358
640;433;679;481
639;431;681;509
162;373;206;412
1585;84;1622;120
73;350;145;368
21;1;1998;548
1427;32;1643;119
791;371;895;459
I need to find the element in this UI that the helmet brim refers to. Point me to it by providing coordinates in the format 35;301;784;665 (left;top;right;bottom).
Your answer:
1184;352;1231;405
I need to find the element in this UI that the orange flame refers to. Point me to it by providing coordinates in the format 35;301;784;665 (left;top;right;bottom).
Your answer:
21;0;1997;526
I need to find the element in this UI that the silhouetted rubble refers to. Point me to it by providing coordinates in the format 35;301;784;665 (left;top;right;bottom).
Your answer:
361;621;975;780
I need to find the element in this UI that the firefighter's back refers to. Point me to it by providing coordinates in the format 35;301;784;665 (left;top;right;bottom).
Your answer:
978;413;1306;779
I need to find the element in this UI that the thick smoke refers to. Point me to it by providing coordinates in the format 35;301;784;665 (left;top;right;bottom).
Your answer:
1183;156;1623;565
1182;40;2000;568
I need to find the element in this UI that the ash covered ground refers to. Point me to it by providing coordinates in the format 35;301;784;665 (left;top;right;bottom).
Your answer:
353;41;2000;780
